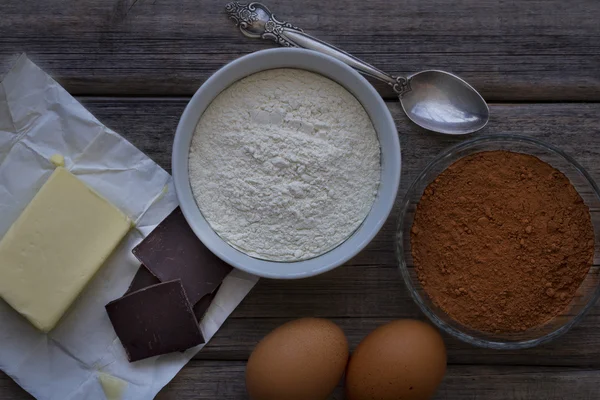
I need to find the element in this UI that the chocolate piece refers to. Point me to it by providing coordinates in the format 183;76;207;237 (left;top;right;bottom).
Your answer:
126;265;217;320
132;207;232;305
106;280;204;362
125;265;160;295
127;265;218;321
193;288;219;321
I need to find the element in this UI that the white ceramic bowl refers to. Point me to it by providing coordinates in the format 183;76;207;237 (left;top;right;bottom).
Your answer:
172;48;401;279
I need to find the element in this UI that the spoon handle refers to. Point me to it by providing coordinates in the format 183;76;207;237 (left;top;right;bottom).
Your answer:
225;2;411;95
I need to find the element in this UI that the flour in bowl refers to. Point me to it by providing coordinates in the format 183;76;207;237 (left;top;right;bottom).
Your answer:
189;68;380;261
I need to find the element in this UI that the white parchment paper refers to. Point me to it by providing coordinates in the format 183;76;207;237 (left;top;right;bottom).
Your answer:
0;55;259;400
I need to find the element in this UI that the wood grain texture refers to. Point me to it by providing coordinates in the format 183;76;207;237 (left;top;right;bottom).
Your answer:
0;375;30;400
3;362;599;400
1;0;599;100
155;362;600;399
3;362;599;399
196;315;600;367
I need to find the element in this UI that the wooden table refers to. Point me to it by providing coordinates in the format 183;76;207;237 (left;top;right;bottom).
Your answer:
1;1;600;398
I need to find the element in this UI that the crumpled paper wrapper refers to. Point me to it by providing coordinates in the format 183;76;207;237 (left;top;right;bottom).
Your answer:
0;55;259;400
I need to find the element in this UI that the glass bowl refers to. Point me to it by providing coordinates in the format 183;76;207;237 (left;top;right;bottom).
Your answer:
397;135;600;349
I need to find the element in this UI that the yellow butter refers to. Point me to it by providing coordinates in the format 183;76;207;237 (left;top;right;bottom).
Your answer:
49;153;65;167
0;167;131;332
98;372;127;400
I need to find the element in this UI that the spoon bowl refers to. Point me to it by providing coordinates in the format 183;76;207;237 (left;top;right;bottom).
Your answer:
402;70;489;134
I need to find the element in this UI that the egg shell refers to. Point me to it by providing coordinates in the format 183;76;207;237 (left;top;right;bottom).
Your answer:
345;319;447;400
246;318;349;400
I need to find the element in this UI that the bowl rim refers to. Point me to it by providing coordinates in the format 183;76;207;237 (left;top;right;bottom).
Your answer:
173;48;401;279
397;134;600;349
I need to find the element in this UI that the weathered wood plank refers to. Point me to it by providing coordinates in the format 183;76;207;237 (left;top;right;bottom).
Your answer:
3;361;600;399
4;362;598;400
2;0;599;100
0;374;30;400
196;314;600;367
216;262;600;321
154;362;600;399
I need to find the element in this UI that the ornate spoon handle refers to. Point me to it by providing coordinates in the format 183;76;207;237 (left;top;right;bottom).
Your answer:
225;2;410;95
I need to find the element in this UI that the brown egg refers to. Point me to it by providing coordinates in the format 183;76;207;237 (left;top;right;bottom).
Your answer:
246;318;349;400
345;319;447;400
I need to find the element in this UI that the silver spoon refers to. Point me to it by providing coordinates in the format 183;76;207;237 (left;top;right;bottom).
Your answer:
225;2;489;135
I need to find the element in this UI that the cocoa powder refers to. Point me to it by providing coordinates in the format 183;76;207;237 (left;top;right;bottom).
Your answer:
411;150;595;333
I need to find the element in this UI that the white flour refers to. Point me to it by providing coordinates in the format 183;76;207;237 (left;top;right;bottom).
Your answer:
189;69;380;261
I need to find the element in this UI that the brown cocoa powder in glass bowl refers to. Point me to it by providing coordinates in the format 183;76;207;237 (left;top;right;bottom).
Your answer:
410;150;595;334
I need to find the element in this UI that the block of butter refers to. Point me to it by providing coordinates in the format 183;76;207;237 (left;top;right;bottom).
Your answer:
0;167;131;332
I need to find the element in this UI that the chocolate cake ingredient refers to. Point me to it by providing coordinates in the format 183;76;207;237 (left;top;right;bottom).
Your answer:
411;151;594;333
106;280;204;362
132;207;232;305
189;69;380;262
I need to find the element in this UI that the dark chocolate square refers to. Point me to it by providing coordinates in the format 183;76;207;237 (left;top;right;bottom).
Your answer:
125;265;218;321
132;207;232;305
106;280;204;362
125;265;160;295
